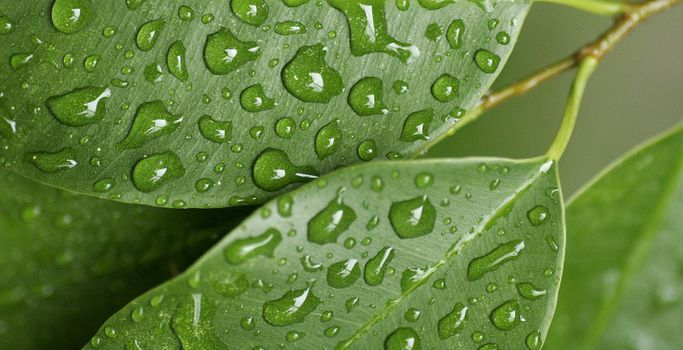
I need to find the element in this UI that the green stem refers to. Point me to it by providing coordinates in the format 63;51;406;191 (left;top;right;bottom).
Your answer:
545;56;598;160
535;0;629;16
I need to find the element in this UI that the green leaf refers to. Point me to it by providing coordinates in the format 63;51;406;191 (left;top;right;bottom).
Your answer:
0;0;530;207
0;170;250;349
86;157;564;349
546;124;683;349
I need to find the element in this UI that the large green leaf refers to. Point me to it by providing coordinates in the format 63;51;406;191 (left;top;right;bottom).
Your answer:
86;157;564;349
546;124;683;349
0;171;251;349
0;0;530;208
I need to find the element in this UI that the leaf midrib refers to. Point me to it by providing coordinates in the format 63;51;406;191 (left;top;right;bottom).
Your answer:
579;139;683;349
336;158;552;349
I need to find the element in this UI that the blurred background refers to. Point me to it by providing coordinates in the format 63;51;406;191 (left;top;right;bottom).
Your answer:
426;3;683;197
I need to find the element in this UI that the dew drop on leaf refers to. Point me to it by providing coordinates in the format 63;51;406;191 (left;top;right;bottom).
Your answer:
327;259;361;288
136;18;165;51
223;228;282;265
431;73;460;102
308;191;357;244
357;139;378;161
51;0;92;34
252;149;318;191
231;0;270;27
46;87;111;126
198;115;232;143
400;109;434;142
315;121;343;160
27;148;78;173
203;27;260;75
474;49;501;73
467;240;525;281
262;287;320;326
437;302;468;339
389;195;436;239
131;151;185;193
385;327;422;350
364;246;395;286
275;21;307;35
212;272;249;297
527;205;549;226
490;299;521;330
167;40;189;81
240;84;275;112
281;44;344;103
446;19;465;49
118;101;182;149
348;77;387;116
516;282;547;300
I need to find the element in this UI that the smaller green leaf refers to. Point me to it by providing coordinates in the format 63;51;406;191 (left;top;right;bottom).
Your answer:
547;124;683;349
87;157;565;349
0;171;249;350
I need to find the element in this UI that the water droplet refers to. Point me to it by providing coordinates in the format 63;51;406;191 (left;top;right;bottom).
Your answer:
527;205;549;226
300;254;324;272
126;0;147;10
315;121;343;159
364;247;394;286
446;19;465;49
51;0;92;34
213;272;249;297
195;178;215;193
516;282;547;300
167;40;189;81
46;87;111;126
385;327;422;350
252;148;318;191
496;31;510;45
223;228;282;265
401;109;434;141
27;148;78;173
231;0;269;26
178;5;195;21
263;287;320;326
431;74;460;102
275;21;307;35
425;22;443;41
348;77;387;116
401;266;434;292
198;115;232;143
433;278;446;289
414;172;433;188
204;27;260;75
356;139;377;161
526;330;542;350
324;325;340;337
474;49;500;73
283;0;311;6
467;240;525;281
308;191;357;244
83;54;100;71
93;178;115;193
327;259;361;288
281;44;343;103
131;307;144;323
286;330;305;342
240;84;275;112
10;53;34;70
118;101;182;149
490;300;520;330
275;117;296;139
136;18;165;51
0;15;16;34
131;151;185;193
438;302;468;339
389;195;436;239
329;1;420;63
479;343;499;350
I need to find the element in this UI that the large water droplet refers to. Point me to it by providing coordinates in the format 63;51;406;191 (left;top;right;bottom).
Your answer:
526;330;542;350
357;139;377;161
527;205;549;226
467;240;525;281
490;300;520;330
438;302;468;339
431;74;460;102
27;148;78;173
10;53;34;70
308;191;357;244
204;27;260;75
198;115;232;143
136;18;165;51
348;77;387;116
0;15;16;34
281;44;343;103
389;195;436;239
240;84;275;112
252;149;318;191
327;259;361;288
118;101;182;149
167;40;189;81
329;0;420;63
516;282;547;300
400;109;433;142
263;287;320;326
51;0;92;34
474;49;500;74
364;246;394;286
446;19;465;49
223;228;282;265
315;121;343;160
385;327;422;350
131;151;185;193
231;0;269;26
46;87;111;126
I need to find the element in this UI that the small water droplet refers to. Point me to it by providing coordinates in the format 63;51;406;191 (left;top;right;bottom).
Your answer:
348;77;387;116
204;27;260;75
364;247;394;286
438;302;468;339
384;327;421;350
118;100;182;149
327;259;361;288
198;115;232;143
527;205;549;226
308;191;357;244
315;121;343;159
167;40;189;81
223;228;282;265
252;148;318;191
263;287;320;326
281;44;343;103
240;84;275;112
46;87;111;126
467;240;525;281
27;148;78;173
474;49;500;73
490;300;520;330
401;109;433;141
131;151;185;193
136;18;165;51
389;195;436;239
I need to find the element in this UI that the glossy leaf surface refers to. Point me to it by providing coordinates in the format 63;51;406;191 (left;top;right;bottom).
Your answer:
0;171;249;349
87;157;564;349
0;0;530;207
547;125;683;349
